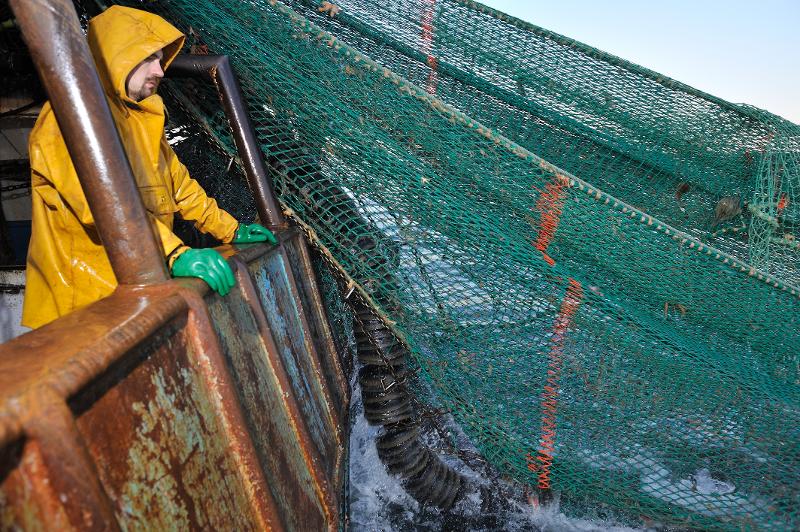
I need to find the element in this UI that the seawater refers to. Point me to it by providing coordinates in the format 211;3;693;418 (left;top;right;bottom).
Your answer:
346;379;645;532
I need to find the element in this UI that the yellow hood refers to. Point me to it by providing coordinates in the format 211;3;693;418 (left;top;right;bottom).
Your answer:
87;5;185;105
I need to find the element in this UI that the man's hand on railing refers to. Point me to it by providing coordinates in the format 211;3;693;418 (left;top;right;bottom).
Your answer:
171;248;236;296
232;223;277;245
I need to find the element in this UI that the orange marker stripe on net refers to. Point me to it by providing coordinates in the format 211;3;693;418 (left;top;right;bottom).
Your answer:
777;193;788;212
532;177;568;266
535;278;583;491
421;0;439;95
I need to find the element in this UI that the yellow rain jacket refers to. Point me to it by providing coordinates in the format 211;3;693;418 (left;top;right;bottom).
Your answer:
22;6;239;328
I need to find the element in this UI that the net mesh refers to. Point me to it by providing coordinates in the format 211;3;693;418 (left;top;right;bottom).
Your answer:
118;0;799;528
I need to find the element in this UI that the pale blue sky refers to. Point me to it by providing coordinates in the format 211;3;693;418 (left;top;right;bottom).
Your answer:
480;1;799;124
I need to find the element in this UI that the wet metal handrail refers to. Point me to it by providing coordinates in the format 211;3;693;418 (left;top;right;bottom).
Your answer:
167;54;287;229
9;0;169;285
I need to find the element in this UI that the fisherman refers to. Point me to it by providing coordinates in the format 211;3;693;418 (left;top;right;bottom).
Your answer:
22;5;275;329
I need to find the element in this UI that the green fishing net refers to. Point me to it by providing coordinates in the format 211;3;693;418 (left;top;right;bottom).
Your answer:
117;1;800;528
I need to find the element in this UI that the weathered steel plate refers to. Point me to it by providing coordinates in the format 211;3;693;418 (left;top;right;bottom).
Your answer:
70;314;266;530
0;243;346;530
281;232;349;420
206;264;332;530
0;437;73;531
247;250;341;481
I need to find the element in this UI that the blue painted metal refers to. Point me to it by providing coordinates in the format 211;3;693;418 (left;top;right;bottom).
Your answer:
247;246;343;483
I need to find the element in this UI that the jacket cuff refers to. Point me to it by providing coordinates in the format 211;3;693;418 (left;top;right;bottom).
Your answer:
166;245;190;269
221;219;240;244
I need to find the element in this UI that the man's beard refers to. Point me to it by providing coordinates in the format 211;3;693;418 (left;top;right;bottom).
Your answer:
143;76;160;95
135;77;160;101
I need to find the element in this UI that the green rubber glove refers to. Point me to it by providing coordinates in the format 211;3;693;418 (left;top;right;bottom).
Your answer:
171;248;236;296
232;223;277;245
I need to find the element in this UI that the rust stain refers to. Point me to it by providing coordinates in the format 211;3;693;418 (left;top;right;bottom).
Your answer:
276;246;344;440
0;246;342;530
1;437;71;532
180;288;283;531
206;282;329;530
281;233;349;418
248;258;337;468
72;319;262;530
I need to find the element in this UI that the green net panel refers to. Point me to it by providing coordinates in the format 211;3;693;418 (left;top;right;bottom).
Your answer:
118;0;799;529
279;0;800;287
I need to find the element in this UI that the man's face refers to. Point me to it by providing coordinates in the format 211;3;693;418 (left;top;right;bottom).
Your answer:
126;49;164;101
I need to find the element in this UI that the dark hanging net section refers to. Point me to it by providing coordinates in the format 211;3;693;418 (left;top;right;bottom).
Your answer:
119;0;799;529
162;79;258;246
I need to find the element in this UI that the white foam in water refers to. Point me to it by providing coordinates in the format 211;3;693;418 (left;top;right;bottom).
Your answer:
347;377;646;531
166;125;189;144
527;496;642;532
347;383;422;530
687;468;736;496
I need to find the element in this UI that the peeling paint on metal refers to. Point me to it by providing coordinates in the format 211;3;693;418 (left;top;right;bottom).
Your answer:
72;322;259;530
281;238;349;420
207;290;327;530
0;438;70;531
248;257;336;470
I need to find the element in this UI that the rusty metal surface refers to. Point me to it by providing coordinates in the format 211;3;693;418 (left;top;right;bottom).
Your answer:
271;243;344;462
0;288;184;529
281;230;349;420
0;240;344;530
22;394;120;531
0;286;187;421
167;55;286;230
70;310;277;530
2;1;346;527
0;437;73;531
0;280;289;529
247;249;343;482
0;286;190;530
180;286;284;530
9;0;168;284
206;254;334;530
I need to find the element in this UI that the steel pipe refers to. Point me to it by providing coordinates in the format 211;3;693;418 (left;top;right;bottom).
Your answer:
9;0;169;285
167;54;286;229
